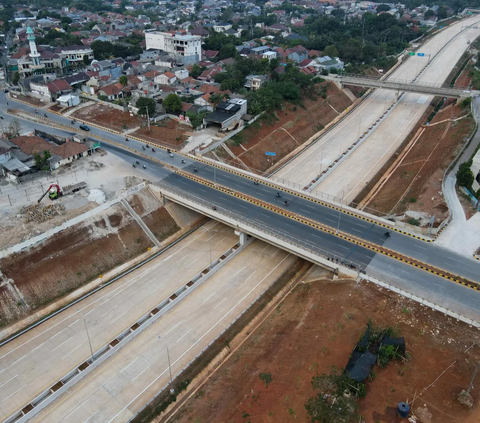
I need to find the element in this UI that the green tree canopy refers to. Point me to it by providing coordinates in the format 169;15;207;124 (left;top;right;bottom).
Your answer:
456;161;475;190
376;4;391;12
136;97;156;116
163;94;182;114
322;45;339;58
119;75;128;87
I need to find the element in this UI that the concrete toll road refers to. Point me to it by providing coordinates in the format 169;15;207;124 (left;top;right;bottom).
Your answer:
0;222;237;422
31;241;295;423
274;16;480;201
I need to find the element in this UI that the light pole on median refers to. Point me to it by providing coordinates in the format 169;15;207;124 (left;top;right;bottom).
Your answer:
158;336;175;394
78;309;94;363
336;190;345;235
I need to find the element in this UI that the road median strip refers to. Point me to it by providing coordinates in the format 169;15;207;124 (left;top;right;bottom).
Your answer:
188;155;433;243
176;170;479;291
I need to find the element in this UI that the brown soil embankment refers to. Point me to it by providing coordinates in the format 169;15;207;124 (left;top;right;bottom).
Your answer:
0;189;202;330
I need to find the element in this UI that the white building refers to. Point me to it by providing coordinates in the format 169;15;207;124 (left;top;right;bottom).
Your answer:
145;31;201;65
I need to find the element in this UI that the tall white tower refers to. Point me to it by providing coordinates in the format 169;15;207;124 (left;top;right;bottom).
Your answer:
27;26;40;66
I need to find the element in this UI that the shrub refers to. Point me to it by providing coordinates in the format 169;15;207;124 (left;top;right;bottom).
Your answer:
378;344;397;367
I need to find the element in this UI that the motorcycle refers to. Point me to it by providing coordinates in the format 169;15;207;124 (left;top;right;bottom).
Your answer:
181;159;186;164
143;165;146;169
193;168;198;173
132;163;136;168
284;200;289;206
276;192;281;198
253;180;259;185
152;148;155;152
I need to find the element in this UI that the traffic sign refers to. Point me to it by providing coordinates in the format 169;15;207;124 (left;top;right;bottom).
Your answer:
417;53;425;57
265;151;276;156
409;52;415;56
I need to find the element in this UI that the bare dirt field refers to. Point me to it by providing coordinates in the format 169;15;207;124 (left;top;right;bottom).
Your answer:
170;276;480;423
132;119;190;149
0;189;183;328
11;94;44;107
72;103;144;132
454;62;473;88
210;82;353;173
355;103;475;225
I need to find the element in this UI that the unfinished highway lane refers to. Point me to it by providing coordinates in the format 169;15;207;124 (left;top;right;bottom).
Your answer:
157;172;480;319
169;162;480;284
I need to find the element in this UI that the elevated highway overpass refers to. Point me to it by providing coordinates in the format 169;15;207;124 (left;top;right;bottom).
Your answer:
326;74;478;98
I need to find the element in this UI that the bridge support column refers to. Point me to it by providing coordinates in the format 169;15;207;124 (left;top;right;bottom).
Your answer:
395;89;400;102
235;230;248;246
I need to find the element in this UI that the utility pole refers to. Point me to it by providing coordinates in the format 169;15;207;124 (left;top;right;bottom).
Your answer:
336;190;345;235
78;309;94;363
158;336;175;394
146;106;151;132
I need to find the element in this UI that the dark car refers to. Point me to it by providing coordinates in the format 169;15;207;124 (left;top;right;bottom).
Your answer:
4;89;8;93
79;124;90;131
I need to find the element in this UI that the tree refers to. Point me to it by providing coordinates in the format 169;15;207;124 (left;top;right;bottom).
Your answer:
163;94;182;114
456;161;475;190
136;97;156;116
33;150;52;171
376;4;391;13
437;6;448;20
259;373;272;388
322;45;339;58
12;71;19;85
119;75;128;88
305;367;359;423
424;9;435;20
61;17;73;25
7;119;21;138
190;64;204;79
83;54;91;66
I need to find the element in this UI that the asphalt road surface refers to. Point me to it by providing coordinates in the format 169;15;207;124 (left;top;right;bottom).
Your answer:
2;88;480;321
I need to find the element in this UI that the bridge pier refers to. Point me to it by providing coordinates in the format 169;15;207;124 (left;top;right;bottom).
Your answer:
235;230;248;246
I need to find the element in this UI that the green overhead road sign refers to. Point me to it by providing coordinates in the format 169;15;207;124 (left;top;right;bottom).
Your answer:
409;52;415;56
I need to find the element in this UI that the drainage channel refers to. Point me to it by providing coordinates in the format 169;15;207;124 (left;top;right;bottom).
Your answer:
4;238;252;423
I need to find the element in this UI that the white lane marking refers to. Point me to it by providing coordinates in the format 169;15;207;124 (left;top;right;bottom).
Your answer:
52;338;71;352
2;384;25;403
0;375;17;388
0;369;4;375
82;410;99;423
237;204;248;209
214;237;226;247
121;357;140;373
261;244;270;252
234;266;246;277
244;271;257;282
186;258;198;268
198;188;207;193
31;343;45;353
176;256;186;264
176;329;192;343
299;208;312;213
50;328;66;340
0;225;226;361
165;321;183;336
101;305;118;317
311;233;322;239
351;228;363;233
85;309;96;316
132;365;151;382
62;344;82;360
324;218;337;224
10;355;26;366
110;310;129;325
68;319;79;327
202;292;216;304
150;282;165;294
213;298;227;310
107;253;292;423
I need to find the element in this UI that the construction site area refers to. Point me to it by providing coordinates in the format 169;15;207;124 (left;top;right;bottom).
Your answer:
0;150;144;250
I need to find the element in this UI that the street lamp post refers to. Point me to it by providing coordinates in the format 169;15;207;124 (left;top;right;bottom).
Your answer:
158;336;175;394
78;309;94;363
336;190;345;235
203;227;218;269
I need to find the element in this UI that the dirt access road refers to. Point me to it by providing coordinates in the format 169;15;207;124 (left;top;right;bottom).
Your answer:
170;275;480;423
